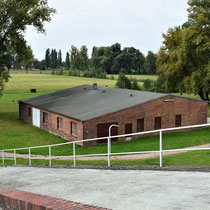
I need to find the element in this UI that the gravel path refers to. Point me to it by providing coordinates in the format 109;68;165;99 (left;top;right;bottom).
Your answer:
2;143;210;161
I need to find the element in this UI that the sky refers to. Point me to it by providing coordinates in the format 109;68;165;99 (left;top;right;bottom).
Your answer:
25;0;189;61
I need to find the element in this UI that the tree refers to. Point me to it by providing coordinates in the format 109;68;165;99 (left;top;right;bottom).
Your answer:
70;45;80;70
58;50;62;68
45;48;50;69
65;52;70;69
116;72;131;89
157;0;210;101
0;0;55;96
79;45;89;71
20;47;34;71
144;51;157;75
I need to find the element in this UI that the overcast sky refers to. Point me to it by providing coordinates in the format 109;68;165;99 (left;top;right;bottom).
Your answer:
25;0;189;60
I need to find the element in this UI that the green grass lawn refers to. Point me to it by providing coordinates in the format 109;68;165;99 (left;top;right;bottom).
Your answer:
0;73;209;166
1;150;210;167
5;74;117;91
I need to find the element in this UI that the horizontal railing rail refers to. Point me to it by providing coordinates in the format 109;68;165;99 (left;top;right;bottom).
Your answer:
0;123;209;167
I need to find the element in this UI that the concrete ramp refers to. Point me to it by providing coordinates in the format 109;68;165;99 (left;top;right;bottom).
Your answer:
0;167;210;210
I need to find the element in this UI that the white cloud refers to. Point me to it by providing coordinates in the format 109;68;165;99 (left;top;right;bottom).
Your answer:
25;0;188;60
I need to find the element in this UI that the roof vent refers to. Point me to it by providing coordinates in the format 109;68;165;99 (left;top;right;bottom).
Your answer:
130;94;133;97
93;82;97;90
83;87;86;90
102;90;106;93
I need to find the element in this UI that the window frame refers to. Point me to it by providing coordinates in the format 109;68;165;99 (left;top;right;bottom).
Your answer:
28;107;32;117
57;117;63;131
71;122;78;137
154;117;161;130
43;112;48;124
175;114;182;127
137;118;144;132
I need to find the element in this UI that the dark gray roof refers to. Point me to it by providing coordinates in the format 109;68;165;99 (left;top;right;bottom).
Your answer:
20;85;170;121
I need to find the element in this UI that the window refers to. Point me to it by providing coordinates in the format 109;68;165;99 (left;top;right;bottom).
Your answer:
43;112;48;124
155;117;161;130
71;122;78;137
175;115;182;127
28;107;32;117
125;123;132;134
137;118;144;132
57;117;63;130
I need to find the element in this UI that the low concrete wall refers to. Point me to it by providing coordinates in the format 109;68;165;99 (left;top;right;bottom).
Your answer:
0;186;109;210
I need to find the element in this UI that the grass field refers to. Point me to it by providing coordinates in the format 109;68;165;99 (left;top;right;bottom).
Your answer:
5;74;117;91
1;149;210;167
0;72;209;166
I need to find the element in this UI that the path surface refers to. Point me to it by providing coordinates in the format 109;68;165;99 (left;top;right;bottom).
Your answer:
3;143;210;161
0;167;210;210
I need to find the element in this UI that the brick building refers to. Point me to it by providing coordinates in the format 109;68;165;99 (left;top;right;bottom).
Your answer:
19;84;208;146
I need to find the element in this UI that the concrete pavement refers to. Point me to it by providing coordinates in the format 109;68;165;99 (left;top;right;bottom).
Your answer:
0;167;210;210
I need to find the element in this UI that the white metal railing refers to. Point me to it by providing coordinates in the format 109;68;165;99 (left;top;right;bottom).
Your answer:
0;123;210;167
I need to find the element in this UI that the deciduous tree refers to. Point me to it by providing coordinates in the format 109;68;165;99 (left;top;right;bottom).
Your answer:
0;0;55;96
157;0;210;101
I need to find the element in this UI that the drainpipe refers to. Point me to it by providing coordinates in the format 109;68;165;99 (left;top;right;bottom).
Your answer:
81;121;84;147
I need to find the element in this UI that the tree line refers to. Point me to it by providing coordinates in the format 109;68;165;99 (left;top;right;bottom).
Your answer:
41;44;157;75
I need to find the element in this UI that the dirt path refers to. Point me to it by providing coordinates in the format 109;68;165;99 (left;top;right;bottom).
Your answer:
2;143;210;161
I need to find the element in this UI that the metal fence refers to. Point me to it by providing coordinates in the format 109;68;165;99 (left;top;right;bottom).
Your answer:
0;123;210;167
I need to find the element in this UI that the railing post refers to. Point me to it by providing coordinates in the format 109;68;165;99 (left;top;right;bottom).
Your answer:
14;149;16;165
73;143;76;167
107;137;111;167
29;148;31;166
2;151;4;166
159;130;162;167
49;146;51;166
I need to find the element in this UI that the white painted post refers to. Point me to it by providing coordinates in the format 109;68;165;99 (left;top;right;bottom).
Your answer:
108;124;119;167
159;130;162;167
14;149;16;165
29;148;31;166
2;151;4;166
49;146;51;166
107;137;111;167
73;143;76;167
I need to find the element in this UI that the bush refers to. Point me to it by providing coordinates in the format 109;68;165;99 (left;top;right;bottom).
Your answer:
143;79;153;90
110;75;115;80
131;78;140;90
116;72;131;89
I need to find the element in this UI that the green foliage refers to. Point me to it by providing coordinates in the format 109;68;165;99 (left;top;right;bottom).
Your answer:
40;59;46;70
68;70;80;77
91;43;145;75
21;47;34;70
65;52;70;69
143;79;153;91
116;72;131;89
131;78;140;90
50;49;58;69
45;48;50;69
157;0;210;101
82;68;106;79
0;0;55;97
58;50;62;68
143;51;157;75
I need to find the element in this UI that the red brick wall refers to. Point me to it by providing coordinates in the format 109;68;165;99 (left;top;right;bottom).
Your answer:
19;102;83;145
83;95;207;145
0;186;110;210
19;95;207;146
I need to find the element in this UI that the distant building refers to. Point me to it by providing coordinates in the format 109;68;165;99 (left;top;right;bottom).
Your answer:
31;59;39;70
19;84;208;146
